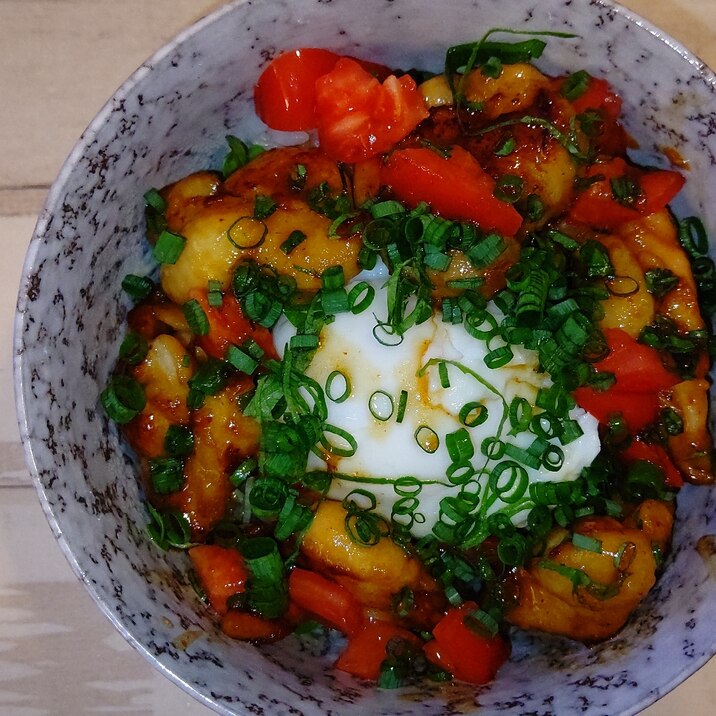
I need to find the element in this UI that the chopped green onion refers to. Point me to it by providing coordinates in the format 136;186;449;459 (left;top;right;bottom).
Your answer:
321;265;345;290
227;216;267;249
230;458;257;486
326;370;351;403
481;437;506;459
446;461;475;485
207;279;223;307
143;188;167;213
253;194;277;220
119;332;149;365
464;310;498;340
226;344;259;374
484;345;513;369
561;70;591;100
275;492;314;542
348;281;375;314
459;401;488;427
321;288;350;315
240;536;288;619
320;424;358;457
497;533;528;566
438;361;450;388
445;428;474;463
396;390;408;423
465;608;499;638
678;216;709;256
101;375;146;424
508;397;532;433
290;333;320;350
163;424;194;457
182;298;210;336
250;477;289;519
121;273;153;301
280;230;307;255
542;444;565;471
289;163;307;191
153;230;186;264
149;456;184;494
494;174;524;204
414;425;439;453
494;136;516;156
531;410;564;440
222;136;264;178
572;532;603;553
488;460;528;503
369;391;394;421
645;268;679;298
610;175;641;207
524;194;544;221
371;200;406;218
465;233;506;268
146;504;192;551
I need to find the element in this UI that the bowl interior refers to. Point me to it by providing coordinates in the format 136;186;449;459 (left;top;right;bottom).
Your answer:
14;0;716;714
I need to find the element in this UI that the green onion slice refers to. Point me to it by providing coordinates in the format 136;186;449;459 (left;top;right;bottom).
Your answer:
326;370;351;403
369;390;394;421
280;229;307;255
207;279;223;307
460;401;488;427
153;230;186;264
396;390;408;423
414;425;439;454
348;282;375;314
121;273;153;301
163;424;194;457
119;332;149;365
227;216;267;249
182;298;210;336
101;375;146;424
320;424;358;457
488;460;528;503
226;344;259;375
572;532;603;553
149;457;185;494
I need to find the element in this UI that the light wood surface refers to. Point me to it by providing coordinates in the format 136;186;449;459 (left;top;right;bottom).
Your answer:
2;1;715;713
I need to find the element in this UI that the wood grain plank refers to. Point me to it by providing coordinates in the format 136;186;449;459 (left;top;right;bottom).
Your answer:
0;0;223;194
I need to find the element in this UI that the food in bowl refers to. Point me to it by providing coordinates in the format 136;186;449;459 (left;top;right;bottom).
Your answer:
99;30;715;688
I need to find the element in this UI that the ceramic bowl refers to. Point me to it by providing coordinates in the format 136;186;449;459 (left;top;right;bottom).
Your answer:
14;0;716;713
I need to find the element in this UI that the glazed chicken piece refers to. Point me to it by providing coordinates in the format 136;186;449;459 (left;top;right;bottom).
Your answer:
506;504;673;641
159;147;366;304
300;500;444;625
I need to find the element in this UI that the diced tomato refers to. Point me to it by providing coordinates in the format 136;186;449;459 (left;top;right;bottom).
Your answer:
571;76;623;122
221;610;290;641
573;329;681;433
314;58;429;163
254;48;341;131
573;385;661;433
381;146;523;236
335;620;420;680
423;602;509;684
621;439;684;488
253;49;394;132
288;568;364;635
568;157;684;230
595;329;681;393
188;289;277;362
189;545;248;616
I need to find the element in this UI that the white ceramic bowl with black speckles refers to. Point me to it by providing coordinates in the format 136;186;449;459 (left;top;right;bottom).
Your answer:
14;0;716;713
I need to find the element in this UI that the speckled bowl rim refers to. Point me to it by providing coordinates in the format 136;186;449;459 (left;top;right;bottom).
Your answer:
13;0;716;714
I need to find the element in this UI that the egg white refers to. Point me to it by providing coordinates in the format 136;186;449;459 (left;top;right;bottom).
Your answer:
272;274;600;538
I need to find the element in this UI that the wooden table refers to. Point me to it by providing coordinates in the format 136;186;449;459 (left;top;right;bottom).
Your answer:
2;1;715;713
